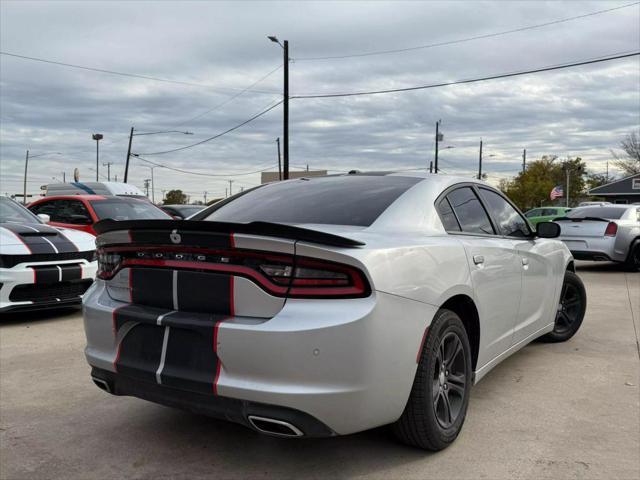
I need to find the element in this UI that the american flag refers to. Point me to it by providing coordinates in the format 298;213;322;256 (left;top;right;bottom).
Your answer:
550;185;564;200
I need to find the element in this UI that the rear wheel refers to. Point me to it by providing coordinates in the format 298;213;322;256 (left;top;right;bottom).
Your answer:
624;242;640;272
539;271;586;343
392;309;472;451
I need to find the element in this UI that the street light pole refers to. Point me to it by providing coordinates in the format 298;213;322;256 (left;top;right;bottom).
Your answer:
124;128;192;183
92;134;103;181
522;148;527;174
478;139;483;180
23;150;29;205
434;120;441;174
276;137;282;180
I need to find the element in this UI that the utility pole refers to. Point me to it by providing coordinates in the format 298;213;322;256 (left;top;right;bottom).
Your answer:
203;191;208;204
150;168;155;204
566;167;570;208
228;179;234;196
606;161;609;182
144;179;151;198
434;120;442;174
62;172;66;183
478;139;483;180
124;127;134;183
522;149;527;174
276;137;282;180
23;150;29;205
103;162;113;181
429;161;433;173
283;40;289;180
92;134;103;181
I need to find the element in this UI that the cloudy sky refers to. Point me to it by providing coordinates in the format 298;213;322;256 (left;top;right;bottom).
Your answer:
1;0;638;203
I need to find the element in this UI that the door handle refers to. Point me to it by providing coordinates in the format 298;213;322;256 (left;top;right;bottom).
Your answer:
473;255;485;265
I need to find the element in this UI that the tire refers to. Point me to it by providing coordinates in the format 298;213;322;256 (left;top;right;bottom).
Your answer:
624;242;640;272
539;271;586;343
392;309;472;451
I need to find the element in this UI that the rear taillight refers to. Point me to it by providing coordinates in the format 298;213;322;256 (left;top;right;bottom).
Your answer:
604;222;618;237
96;247;370;299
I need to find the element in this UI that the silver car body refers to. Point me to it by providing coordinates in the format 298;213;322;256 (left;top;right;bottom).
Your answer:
556;204;640;263
83;174;573;436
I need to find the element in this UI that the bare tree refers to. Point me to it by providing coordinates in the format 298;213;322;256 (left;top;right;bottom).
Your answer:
612;131;640;176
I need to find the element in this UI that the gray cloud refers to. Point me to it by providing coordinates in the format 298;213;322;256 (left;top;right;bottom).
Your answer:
1;0;639;201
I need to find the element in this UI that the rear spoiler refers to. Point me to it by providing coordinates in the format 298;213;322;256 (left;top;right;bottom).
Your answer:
93;219;365;248
553;216;610;222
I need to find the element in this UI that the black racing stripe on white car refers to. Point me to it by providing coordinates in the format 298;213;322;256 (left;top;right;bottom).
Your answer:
130;267;174;310
1;224;57;254
46;229;79;253
61;264;82;281
32;265;60;284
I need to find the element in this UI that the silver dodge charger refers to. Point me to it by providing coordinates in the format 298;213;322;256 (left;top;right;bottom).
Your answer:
83;173;586;450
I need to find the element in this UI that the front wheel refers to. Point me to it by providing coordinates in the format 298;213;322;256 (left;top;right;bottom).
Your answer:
392;309;472;451
539;270;586;343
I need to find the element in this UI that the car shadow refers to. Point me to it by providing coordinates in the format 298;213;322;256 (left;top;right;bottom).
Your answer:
574;261;628;274
0;305;81;325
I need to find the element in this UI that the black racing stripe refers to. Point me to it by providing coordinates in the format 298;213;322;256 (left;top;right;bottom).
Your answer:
128;229;232;249
47;230;79;253
33;266;60;284
160;326;218;394
130;268;173;309
176;270;231;315
60;264;82;281
1;224;57;254
115;324;165;383
112;304;166;333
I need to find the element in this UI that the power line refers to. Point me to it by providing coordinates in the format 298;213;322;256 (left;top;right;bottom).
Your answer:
0;51;279;95
295;2;640;61
132;155;277;177
136;99;283;155
291;51;640;99
176;64;283;126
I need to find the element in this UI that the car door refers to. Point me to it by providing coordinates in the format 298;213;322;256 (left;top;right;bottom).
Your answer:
438;186;523;368
477;188;556;345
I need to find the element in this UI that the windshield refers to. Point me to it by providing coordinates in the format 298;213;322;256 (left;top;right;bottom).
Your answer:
566;207;627;220
0;197;42;224
203;175;422;227
90;198;171;221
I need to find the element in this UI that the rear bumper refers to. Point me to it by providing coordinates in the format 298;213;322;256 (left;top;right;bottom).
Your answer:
560;237;626;262
83;279;436;435
90;366;335;437
569;250;613;262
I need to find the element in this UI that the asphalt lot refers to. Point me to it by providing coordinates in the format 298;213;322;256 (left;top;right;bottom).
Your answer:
1;262;638;480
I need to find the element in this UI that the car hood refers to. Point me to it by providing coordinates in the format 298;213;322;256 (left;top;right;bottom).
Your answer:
0;222;96;254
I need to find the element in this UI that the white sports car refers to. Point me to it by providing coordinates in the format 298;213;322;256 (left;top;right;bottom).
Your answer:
83;173;586;450
0;196;97;312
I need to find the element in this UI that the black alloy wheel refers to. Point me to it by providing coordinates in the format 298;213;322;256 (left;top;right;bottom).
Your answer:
432;332;466;429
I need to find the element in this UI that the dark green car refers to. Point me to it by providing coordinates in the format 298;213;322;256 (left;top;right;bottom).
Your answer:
524;207;572;226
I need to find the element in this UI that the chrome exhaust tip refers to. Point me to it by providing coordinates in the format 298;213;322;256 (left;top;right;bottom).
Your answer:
92;376;112;394
247;415;304;437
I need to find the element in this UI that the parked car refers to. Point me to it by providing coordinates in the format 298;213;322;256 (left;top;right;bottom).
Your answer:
577;201;611;207
0;196;97;312
555;204;640;270
28;195;171;236
161;204;204;219
524;206;572;226
84;173;585;451
44;181;145;198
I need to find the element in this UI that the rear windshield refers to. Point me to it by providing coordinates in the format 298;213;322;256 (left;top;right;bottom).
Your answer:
566;207;627;220
90;198;171;221
203;175;422;227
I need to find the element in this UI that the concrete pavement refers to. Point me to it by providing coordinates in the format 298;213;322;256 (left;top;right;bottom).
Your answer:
1;262;638;479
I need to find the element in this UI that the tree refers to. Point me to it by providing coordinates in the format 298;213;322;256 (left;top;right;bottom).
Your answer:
499;156;587;210
163;189;187;205
612;131;640;176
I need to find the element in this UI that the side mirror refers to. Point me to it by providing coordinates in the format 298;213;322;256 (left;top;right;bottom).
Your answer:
536;221;561;238
37;213;50;223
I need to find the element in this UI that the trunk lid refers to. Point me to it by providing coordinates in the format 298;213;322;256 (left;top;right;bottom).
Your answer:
555;217;611;238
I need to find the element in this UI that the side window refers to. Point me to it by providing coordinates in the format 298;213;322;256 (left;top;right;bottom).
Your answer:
30;201;57;218
64;200;92;225
478;188;531;238
541;208;557;216
446;187;495;235
436;198;461;231
525;209;541;218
